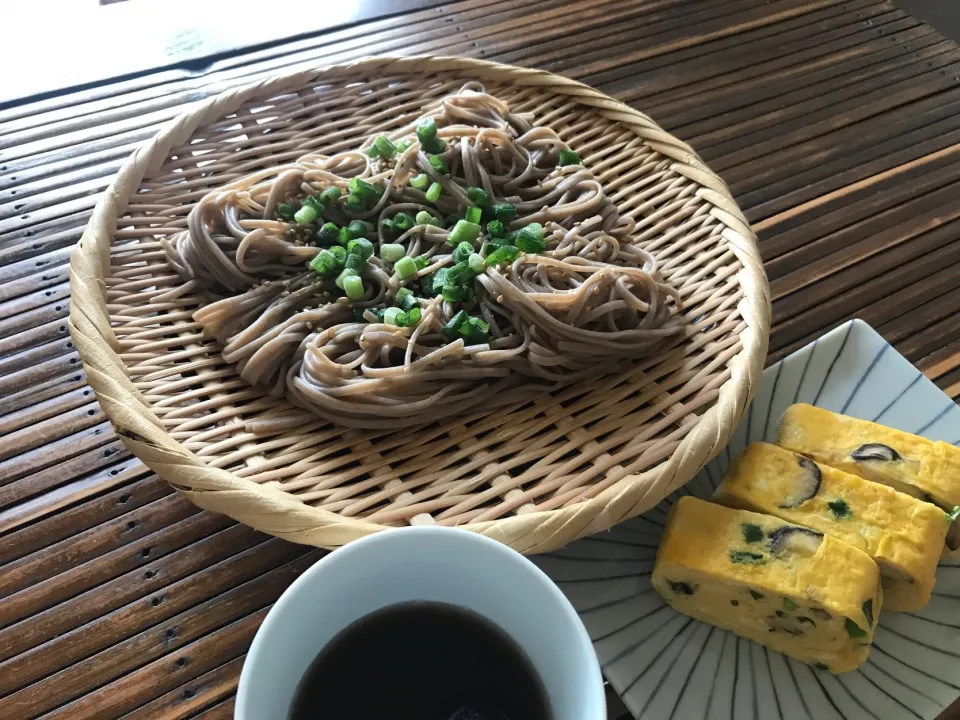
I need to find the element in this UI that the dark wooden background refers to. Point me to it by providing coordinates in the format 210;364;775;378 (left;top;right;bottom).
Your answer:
1;1;959;718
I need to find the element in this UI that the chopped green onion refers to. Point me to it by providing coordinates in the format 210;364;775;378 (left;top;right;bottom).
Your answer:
468;253;485;274
413;256;430;270
394;256;418;280
453;241;474;264
464;206;482;224
383;307;403;326
303;195;325;212
415;210;442;227
419;124;447;153
442;310;469;339
425;182;443;204
442;285;473;302
428;155;448;175
417;117;438;144
448;219;481;246
486;245;520;266
320;187;342;205
845;618;867;639
425;268;449;296
393;212;414;232
447;261;473;286
309;250;338;276
366;145;380;158
558;149;582;166
395;287;417;311
349;177;378;201
741;524;764;544
380;243;406;263
347;237;374;261
380;218;396;237
492;203;517;223
409;173;430;190
344;253;366;275
343;275;364;300
335;268;357;289
395;139;413;152
427;138;448;154
275;203;296;221
338;227;353;247
328;246;347;265
315;222;339;246
348;220;371;238
344;193;366;214
828;498;852;519
728;550;765;565
294;205;318;225
373;135;398;159
487;220;505;238
399;307;422;326
467;187;491;207
515;223;546;253
460;316;490;343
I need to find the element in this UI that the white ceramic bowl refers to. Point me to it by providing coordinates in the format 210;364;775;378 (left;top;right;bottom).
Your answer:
236;525;606;720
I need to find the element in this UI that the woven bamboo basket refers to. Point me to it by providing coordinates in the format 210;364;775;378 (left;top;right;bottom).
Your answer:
69;56;769;553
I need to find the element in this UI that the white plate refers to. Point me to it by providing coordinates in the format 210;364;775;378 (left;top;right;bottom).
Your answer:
534;320;960;720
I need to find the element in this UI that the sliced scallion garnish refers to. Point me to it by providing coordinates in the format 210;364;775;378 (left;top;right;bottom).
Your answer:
394;256;418;280
383;307;403;326
343;275;364;300
393;212;414;232
319;187;342;205
425;182;443;204
558;149;581;166
467;187;491;207
315;222;339;246
453;241;474;264
276;203;296;221
468;252;485;274
448;220;481;246
373;135;398;159
380;243;406;263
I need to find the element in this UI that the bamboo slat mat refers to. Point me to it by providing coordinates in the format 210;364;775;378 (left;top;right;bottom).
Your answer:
1;1;959;718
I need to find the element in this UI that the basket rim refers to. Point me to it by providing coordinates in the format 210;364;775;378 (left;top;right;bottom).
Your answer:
68;55;771;553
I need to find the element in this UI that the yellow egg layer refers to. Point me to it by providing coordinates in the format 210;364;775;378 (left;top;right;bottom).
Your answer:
652;497;881;674
715;442;946;611
777;403;960;509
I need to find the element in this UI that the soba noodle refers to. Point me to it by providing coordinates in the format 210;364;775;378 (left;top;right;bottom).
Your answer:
162;84;683;428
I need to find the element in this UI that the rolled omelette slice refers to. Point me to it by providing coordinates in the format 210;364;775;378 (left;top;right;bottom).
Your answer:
777;403;960;550
652;496;881;673
714;442;946;611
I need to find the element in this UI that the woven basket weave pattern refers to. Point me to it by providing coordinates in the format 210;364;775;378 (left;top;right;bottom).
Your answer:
70;57;770;553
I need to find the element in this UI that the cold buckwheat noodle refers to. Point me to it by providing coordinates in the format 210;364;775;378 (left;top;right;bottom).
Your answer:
162;84;683;428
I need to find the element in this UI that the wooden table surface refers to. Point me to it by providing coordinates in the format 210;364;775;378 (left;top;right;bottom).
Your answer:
2;0;959;718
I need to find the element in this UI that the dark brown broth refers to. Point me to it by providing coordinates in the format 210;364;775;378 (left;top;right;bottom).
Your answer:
289;601;552;720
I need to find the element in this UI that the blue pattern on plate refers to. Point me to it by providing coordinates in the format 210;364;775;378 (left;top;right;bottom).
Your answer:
533;320;960;720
